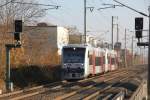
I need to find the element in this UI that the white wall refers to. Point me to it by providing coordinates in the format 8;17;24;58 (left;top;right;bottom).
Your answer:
57;27;69;55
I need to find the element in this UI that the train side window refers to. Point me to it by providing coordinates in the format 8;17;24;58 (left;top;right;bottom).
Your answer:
111;58;115;64
103;56;105;64
95;57;100;66
100;57;103;66
108;56;111;64
89;55;92;65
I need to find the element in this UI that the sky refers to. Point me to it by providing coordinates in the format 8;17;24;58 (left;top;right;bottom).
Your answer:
38;0;150;53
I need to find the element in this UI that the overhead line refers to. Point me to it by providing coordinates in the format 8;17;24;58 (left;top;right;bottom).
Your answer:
0;0;13;8
113;0;149;17
11;1;59;7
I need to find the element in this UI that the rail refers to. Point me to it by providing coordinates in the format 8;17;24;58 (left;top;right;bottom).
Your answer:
129;80;147;100
112;91;125;100
0;69;126;100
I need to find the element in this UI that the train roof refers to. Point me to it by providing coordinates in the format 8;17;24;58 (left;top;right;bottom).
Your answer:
63;44;87;48
62;44;116;52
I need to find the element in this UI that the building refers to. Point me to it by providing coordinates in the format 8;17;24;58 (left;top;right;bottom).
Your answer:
21;24;69;65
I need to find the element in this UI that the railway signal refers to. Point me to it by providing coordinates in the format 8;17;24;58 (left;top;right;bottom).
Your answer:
14;20;22;42
14;32;21;41
135;17;143;39
135;17;143;30
5;20;23;92
15;20;22;32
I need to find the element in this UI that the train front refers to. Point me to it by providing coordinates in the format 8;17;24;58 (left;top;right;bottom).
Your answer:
61;46;86;80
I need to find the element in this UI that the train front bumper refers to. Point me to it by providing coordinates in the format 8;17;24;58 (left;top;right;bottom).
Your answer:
62;73;84;80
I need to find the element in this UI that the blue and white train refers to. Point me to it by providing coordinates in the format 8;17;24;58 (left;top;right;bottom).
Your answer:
61;44;118;80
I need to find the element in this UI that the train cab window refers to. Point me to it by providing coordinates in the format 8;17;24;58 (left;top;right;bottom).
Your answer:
63;48;85;63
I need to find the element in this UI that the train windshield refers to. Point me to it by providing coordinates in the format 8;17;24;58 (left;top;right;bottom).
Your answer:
63;47;85;63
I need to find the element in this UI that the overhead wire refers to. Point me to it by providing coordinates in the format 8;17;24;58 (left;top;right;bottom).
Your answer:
50;0;86;32
39;0;83;30
85;0;111;37
11;1;59;7
48;0;107;33
0;0;13;8
97;0;136;48
87;0;108;30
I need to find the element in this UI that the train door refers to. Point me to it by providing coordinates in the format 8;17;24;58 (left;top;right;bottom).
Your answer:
89;48;94;76
95;49;102;74
107;52;111;71
105;50;109;72
101;52;105;73
92;50;95;75
110;54;112;71
111;52;116;71
84;48;90;77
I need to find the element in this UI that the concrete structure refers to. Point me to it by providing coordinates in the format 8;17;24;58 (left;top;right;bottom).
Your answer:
22;24;69;65
130;81;147;100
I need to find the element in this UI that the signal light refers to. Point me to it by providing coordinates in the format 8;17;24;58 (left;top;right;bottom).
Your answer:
137;42;148;46
135;17;143;30
135;30;142;38
15;20;22;32
135;17;143;39
14;32;20;41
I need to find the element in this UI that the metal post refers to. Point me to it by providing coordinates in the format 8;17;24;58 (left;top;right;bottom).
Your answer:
140;47;142;64
148;6;150;100
125;28;127;67
132;36;134;66
5;44;17;92
5;45;11;92
84;0;87;44
112;16;114;49
117;24;119;42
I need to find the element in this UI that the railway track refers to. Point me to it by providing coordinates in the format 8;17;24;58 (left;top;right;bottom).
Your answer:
19;70;129;100
55;72;130;100
0;69;127;100
0;66;145;100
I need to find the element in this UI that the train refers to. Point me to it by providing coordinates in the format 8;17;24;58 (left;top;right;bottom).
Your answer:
61;44;118;80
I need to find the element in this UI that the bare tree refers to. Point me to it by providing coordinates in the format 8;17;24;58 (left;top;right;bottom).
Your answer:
0;0;46;26
0;0;46;79
66;26;81;35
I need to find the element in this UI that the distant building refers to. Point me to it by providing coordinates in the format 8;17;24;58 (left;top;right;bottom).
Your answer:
69;34;108;48
69;34;82;44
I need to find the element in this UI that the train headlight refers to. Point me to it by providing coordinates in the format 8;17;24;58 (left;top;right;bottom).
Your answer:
64;64;66;67
73;48;76;50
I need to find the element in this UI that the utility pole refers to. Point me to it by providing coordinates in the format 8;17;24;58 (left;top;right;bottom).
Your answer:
140;47;142;64
112;16;118;49
5;19;22;92
125;28;127;67
5;45;11;92
117;24;119;42
84;0;87;44
148;6;150;100
112;0;150;99
132;36;134;66
112;16;114;49
5;44;21;92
